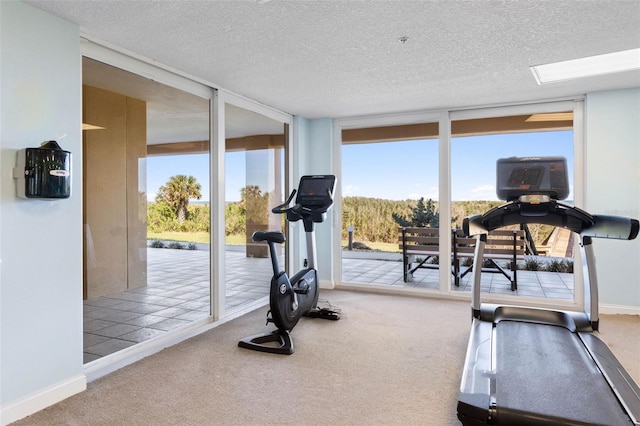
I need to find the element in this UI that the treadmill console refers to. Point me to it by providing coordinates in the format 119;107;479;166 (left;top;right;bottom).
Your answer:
496;156;569;201
295;175;336;209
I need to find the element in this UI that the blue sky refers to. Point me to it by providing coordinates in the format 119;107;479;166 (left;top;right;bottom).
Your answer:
146;151;246;203
147;130;573;203
342;130;573;201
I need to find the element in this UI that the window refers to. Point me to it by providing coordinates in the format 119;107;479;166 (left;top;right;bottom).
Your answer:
450;112;575;300
340;120;440;290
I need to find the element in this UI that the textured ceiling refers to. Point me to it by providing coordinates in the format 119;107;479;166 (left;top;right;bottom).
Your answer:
27;0;640;120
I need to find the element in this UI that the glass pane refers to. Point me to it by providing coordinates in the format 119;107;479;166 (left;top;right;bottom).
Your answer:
82;58;210;363
224;103;285;311
451;113;575;301
341;125;439;290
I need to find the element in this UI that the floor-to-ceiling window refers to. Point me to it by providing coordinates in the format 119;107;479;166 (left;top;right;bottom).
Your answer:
82;57;212;363
450;106;577;302
339;119;440;290
336;103;581;304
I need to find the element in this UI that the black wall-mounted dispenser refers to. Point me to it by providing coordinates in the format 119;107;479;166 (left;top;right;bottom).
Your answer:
13;141;71;199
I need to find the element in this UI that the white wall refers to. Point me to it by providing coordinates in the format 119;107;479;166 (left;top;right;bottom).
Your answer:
0;1;85;423
585;88;640;312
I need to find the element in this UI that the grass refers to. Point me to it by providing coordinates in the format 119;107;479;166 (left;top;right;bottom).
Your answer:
148;232;246;246
147;232;399;252
225;234;246;245
342;240;399;252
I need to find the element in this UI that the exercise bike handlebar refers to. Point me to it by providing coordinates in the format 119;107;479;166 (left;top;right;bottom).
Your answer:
271;189;298;215
271;188;334;221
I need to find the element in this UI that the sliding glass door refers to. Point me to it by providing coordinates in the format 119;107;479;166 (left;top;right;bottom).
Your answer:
82;57;212;363
223;101;288;312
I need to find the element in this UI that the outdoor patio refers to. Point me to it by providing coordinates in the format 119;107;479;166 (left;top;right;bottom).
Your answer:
83;246;574;363
341;250;574;299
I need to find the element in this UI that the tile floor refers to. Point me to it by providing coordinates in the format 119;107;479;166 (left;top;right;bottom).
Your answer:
342;256;574;300
84;247;574;363
83;247;273;363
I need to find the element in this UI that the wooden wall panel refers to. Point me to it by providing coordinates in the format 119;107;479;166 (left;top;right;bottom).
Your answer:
126;97;147;290
83;85;128;299
83;85;147;299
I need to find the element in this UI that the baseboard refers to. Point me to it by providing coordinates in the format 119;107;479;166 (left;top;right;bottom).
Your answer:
319;279;335;289
600;303;640;316
0;374;86;426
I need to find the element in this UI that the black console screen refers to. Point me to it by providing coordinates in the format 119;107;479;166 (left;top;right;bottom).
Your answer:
296;175;336;207
497;157;569;201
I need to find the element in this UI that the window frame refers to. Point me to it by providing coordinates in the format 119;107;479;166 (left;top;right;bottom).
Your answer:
334;100;585;310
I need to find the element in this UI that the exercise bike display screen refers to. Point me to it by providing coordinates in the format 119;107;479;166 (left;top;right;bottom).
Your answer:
496;156;569;201
296;175;336;207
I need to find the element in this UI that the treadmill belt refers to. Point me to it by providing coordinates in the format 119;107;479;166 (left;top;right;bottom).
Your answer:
496;321;630;425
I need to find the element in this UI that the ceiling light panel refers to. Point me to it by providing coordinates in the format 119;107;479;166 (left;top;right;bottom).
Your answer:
530;48;640;84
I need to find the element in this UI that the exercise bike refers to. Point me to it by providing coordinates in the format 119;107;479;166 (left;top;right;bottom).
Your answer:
238;175;340;355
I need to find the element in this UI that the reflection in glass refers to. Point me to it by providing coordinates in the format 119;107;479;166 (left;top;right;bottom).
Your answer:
224;103;285;311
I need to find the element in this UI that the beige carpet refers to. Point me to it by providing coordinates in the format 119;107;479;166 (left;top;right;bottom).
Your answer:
13;290;640;426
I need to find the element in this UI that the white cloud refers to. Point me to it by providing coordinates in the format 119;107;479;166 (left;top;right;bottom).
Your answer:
407;186;439;200
468;184;495;200
342;184;359;196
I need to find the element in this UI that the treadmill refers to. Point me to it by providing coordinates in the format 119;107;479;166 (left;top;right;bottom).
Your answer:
457;156;640;425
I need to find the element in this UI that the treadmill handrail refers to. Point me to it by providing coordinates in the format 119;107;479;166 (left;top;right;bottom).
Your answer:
463;199;639;241
584;214;639;240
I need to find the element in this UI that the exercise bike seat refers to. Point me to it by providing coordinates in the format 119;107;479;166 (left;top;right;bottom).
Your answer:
252;231;285;244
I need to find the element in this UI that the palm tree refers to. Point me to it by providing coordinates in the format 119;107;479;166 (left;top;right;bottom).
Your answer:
156;175;202;223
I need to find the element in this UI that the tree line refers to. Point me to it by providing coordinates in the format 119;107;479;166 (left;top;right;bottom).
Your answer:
148;176;553;247
342;197;506;243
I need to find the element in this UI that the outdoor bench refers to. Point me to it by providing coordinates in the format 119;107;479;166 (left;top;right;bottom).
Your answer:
399;227;526;290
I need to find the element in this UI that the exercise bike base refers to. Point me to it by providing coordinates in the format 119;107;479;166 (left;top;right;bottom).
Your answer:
307;308;340;321
238;329;294;355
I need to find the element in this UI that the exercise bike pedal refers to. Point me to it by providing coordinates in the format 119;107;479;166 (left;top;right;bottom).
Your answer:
307;308;341;321
293;282;309;294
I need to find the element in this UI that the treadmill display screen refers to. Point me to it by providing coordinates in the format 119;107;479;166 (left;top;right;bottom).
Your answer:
296;175;336;207
496;157;569;201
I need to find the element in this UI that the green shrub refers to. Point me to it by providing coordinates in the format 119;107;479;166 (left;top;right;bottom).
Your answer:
565;260;574;273
150;240;165;248
545;259;574;273
168;241;185;250
187;243;197;250
147;202;176;233
524;258;543;271
547;259;565;272
225;202;246;235
482;258;494;268
191;205;210;232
